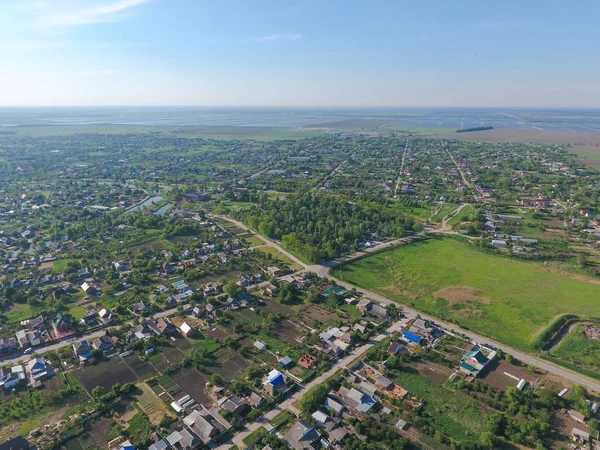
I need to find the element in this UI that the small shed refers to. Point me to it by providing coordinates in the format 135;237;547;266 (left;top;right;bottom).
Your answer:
279;356;293;368
179;322;195;337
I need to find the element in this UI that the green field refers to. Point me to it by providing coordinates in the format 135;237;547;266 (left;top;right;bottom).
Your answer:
548;323;600;373
446;205;476;226
4;303;41;323
333;237;600;351
388;368;486;443
0;124;324;141
255;246;304;271
432;203;459;223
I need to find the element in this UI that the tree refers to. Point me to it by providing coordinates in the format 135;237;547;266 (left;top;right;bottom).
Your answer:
91;386;105;399
299;384;328;414
224;280;242;298
210;374;223;386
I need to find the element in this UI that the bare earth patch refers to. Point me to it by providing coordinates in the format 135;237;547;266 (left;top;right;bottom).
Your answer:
434;286;492;306
383;285;417;299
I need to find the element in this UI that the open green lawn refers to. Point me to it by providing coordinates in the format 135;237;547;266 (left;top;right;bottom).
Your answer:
333;237;600;352
53;258;82;273
388;368;486;444
4;303;41;323
242;426;267;446
446;205;475;226
548;323;600;374
338;303;362;318
255;246;304;271
432;203;459;223
69;306;88;321
388;201;433;222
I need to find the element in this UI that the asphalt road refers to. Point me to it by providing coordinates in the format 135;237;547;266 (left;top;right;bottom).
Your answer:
215;215;600;393
219;316;412;449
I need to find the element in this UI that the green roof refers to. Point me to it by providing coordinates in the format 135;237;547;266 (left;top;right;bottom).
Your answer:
460;362;476;373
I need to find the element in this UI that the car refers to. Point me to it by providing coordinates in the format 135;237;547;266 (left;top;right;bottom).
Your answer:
23;348;34;355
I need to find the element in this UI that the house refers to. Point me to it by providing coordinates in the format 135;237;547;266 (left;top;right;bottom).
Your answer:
459;346;496;377
310;411;348;443
148;440;169;450
29;315;46;330
247;392;264;408
26;357;50;382
156;318;177;335
263;369;288;396
166;429;200;450
81;308;98;325
279;356;293;368
311;411;329;427
572;427;590;442
0;366;23;390
357;299;388;319
254;340;267;351
322;286;347;298
218;395;248;415
491;239;508;248
324;397;345;416
98;308;114;324
81;281;97;294
388;342;403;356
569;409;586;424
154;284;168;295
113;261;127;271
118;440;135;450
0;437;32;450
52;287;67;300
92;336;115;354
402;330;423;344
52;313;75;339
73;340;92;364
0;337;17;354
130;302;149;316
375;375;394;391
15;329;41;349
77;267;92;278
298;354;317;369
266;266;283;277
180;322;195;338
396;419;408;430
284;420;320;450
338;387;377;415
182;406;231;447
202;282;220;297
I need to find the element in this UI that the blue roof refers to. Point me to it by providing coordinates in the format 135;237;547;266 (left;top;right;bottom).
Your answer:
402;330;422;343
270;373;284;386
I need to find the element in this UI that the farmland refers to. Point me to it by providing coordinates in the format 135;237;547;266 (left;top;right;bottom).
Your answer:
333;237;600;353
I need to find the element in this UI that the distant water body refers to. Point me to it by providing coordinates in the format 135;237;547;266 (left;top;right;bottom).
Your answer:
1;107;600;131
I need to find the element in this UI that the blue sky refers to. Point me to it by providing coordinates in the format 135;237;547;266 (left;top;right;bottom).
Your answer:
0;0;599;106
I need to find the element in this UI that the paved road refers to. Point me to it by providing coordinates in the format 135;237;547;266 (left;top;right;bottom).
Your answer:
215;214;600;393
218;316;412;449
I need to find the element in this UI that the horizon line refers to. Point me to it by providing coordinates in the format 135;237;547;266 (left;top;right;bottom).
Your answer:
1;105;600;109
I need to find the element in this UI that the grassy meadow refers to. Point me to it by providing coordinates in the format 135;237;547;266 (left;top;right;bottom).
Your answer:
548;323;600;374
333;237;600;352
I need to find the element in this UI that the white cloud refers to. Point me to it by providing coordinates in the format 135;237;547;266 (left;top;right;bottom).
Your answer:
251;33;303;43
45;0;152;26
